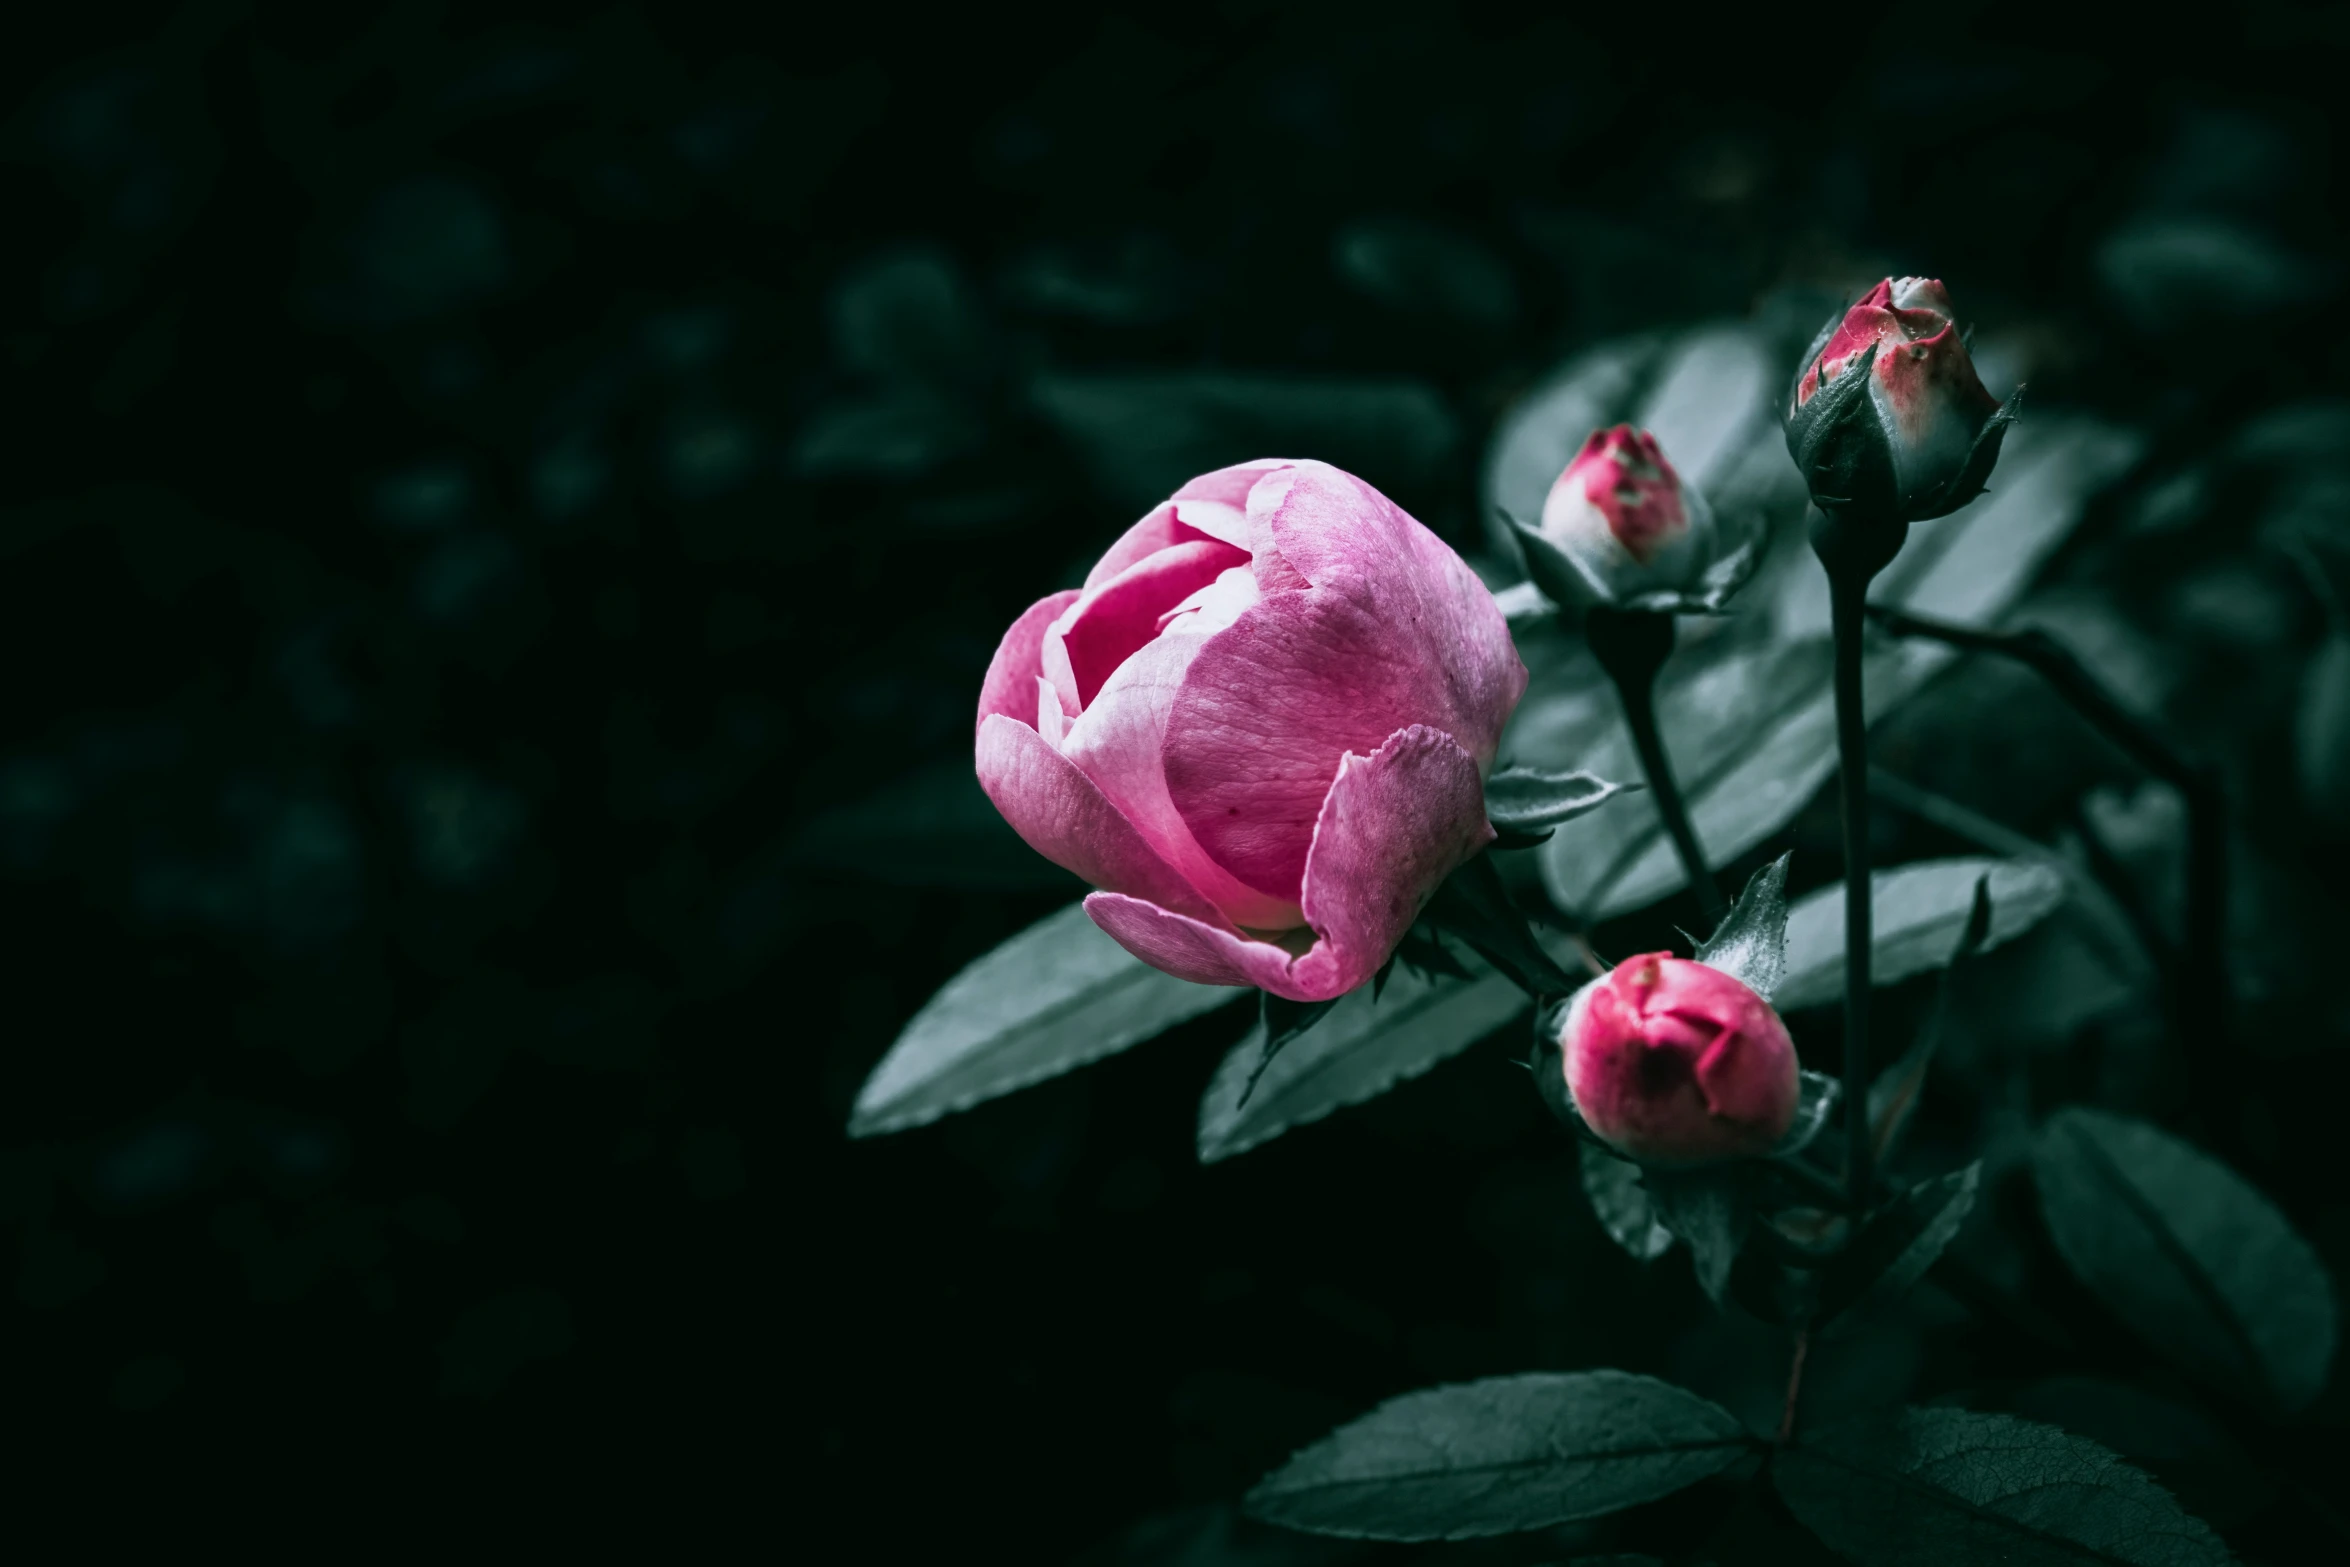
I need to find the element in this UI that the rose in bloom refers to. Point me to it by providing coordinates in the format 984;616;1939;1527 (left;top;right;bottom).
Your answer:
1510;425;1764;612
976;460;1526;1002
1785;276;2018;525
1561;952;1798;1164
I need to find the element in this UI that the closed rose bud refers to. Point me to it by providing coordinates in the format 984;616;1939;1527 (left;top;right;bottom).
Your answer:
1785;277;2019;531
975;460;1527;1002
1561;952;1798;1165
1508;425;1765;613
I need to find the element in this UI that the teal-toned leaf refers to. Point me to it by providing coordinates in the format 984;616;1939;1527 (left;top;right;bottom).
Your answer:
1235;990;1344;1110
1775;1407;2232;1566
1425;852;1579;996
1816;1164;1980;1336
2295;633;2350;830
1775;857;2064;1012
1643;1168;1751;1305
1333;216;1518;328
1199;960;1526;1163
1866;876;1994;1161
1693;852;1791;999
1246;1372;1751;1541
1033;371;1458;517
1772;1070;1840;1159
2032;1107;2338;1413
2010;1378;2276;1531
1579;1143;1673;1262
849;903;1240;1136
1484;766;1637;839
1534;418;2142;922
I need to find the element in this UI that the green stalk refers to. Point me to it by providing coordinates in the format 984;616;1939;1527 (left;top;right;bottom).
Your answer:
1828;567;1874;1209
1585;606;1724;926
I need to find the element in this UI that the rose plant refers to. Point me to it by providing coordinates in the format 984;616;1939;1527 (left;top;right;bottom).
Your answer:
850;278;2327;1565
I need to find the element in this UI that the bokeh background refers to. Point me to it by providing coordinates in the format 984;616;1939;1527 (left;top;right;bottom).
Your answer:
6;4;2350;1553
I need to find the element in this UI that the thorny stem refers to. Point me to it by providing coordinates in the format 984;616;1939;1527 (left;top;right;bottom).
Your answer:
1865;605;2232;1153
1776;1330;1810;1446
1828;569;1875;1211
1585;607;1725;925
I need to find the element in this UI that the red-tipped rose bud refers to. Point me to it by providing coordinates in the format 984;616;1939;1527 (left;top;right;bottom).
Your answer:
1510;425;1765;613
1561;952;1799;1165
1785;277;2019;531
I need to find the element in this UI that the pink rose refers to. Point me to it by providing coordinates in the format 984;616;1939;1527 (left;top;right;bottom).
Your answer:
1562;952;1798;1165
1786;277;2015;525
975;460;1527;1002
1517;424;1762;611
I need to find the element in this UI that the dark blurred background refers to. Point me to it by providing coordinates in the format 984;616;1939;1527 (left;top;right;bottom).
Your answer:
5;3;2350;1553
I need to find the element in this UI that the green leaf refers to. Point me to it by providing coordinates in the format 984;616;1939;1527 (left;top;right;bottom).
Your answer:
1867;876;1994;1162
849;903;1240;1136
1772;1070;1840;1159
1333;216;1518;328
1775;857;2064;1012
1199;960;1527;1163
2295;632;2350;830
1425;852;1580;996
1815;1164;1980;1336
1245;1371;1752;1540
1693;852;1791;1000
1484;766;1637;840
1234;990;1344;1111
1773;1407;2232;1567
2032;1107;2338;1414
1579;1143;1673;1262
1643;1168;1751;1305
1533;418;2142;921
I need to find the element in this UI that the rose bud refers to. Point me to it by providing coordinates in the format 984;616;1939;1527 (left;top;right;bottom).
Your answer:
976;460;1526;1002
1507;425;1765;613
1560;952;1798;1165
1784;277;2021;530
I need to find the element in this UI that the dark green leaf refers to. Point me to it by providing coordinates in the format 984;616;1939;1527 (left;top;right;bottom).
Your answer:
1235;990;1343;1110
1815;1164;1980;1336
1484;766;1637;837
1866;877;1994;1161
2295;633;2350;830
1424;852;1579;997
849;903;1240;1136
1773;1406;2231;1567
1199;960;1526;1163
1333;216;1518;327
1771;1070;1840;1159
1245;1371;1751;1540
1776;857;2064;1012
1643;1169;1751;1305
1579;1143;1673;1262
2032;1107;2338;1414
1693;853;1791;999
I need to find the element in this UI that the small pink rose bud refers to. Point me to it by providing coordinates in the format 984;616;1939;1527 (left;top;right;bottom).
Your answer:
1785;277;2016;527
1512;425;1763;612
1561;952;1799;1165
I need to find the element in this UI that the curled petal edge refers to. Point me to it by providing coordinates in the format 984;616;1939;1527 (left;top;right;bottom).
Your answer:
1084;723;1493;1002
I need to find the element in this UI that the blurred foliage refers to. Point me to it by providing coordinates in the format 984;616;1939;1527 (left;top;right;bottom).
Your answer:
1;3;2348;1558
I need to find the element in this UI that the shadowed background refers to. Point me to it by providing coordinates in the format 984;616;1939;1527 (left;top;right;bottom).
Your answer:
4;3;2349;1553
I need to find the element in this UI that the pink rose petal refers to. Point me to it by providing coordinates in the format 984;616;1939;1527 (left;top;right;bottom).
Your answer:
1084;725;1492;1001
975;714;1222;924
977;590;1082;734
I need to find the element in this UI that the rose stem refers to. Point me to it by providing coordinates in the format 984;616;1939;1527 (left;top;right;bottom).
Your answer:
1828;565;1875;1211
1775;1329;1810;1446
1584;606;1725;926
1864;605;2230;1154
